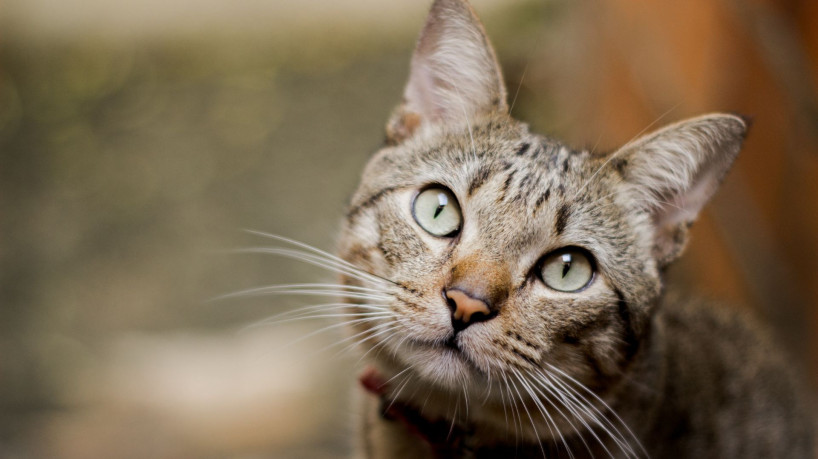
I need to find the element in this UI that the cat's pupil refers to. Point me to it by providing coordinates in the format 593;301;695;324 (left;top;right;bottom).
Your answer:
561;254;572;278
433;193;447;218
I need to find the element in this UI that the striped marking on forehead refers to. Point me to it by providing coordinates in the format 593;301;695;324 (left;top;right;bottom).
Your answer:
467;165;492;196
346;185;405;222
495;146;567;207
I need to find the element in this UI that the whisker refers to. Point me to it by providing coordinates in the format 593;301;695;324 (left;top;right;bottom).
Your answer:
545;378;630;459
382;366;413;389
497;371;511;431
215;286;390;302
244;311;391;331
508;61;529;115
248;302;389;326
508;369;547;458
234;246;389;288
482;369;494;404
612;103;681;157
280;302;389;316
261;316;389;350
339;323;402;358
546;364;646;458
500;372;523;445
571;104;680;202
452;84;478;162
589;132;604;156
311;321;398;361
551;387;635;458
236;282;388;294
448;391;461;440
548;380;633;459
243;230;398;286
511;367;573;459
461;376;470;418
527;368;601;459
245;230;368;271
385;372;414;415
592;197;686;215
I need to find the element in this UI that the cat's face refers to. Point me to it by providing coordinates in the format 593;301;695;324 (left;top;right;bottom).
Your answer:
337;0;746;401
340;116;660;391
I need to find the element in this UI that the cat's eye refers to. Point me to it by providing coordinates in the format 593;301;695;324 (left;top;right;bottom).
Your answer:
539;247;595;292
412;186;462;237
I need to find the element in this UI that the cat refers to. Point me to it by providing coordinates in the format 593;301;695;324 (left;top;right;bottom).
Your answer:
257;0;815;457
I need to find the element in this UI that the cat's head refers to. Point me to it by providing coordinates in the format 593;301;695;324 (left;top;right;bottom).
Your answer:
338;0;747;395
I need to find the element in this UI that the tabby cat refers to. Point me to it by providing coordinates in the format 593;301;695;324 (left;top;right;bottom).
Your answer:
266;0;815;457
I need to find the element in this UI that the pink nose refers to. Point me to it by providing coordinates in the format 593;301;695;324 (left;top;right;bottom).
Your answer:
445;289;491;324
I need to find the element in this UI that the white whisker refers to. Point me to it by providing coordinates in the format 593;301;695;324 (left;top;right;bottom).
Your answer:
448;391;461;440
234;246;389;288
508;61;529;115
244;311;391;332
385;372;414;415
249;302;389;325
382;366;413;388
260;316;387;350
500;372;522;445
571;104;680;202
527;368;600;459
339;323;402;358
243;230;397;286
215;285;390;302
452;84;478;162
511;367;573;459
546;364;647;458
541;372;629;459
508;369;547;458
461;376;470;418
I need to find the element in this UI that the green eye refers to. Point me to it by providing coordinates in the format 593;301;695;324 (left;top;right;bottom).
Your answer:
539;248;594;292
412;186;462;237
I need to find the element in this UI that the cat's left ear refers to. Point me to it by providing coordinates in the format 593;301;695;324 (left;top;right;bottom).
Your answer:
385;0;508;144
615;113;750;266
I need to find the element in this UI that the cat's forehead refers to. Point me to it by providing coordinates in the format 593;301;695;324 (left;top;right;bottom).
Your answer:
355;120;620;258
372;120;605;206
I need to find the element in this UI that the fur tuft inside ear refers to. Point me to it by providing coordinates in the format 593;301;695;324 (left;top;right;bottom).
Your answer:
386;0;507;144
615;113;749;265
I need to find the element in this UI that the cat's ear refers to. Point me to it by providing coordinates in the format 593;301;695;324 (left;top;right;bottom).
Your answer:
615;113;749;266
385;0;508;144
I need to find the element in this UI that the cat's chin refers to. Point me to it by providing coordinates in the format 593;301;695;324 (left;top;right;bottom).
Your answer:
399;339;488;390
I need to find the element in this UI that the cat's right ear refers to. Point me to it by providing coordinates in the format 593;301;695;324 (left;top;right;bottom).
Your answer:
385;0;508;144
614;113;749;266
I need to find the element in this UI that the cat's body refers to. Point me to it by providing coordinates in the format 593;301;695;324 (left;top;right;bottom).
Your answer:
322;0;815;457
355;292;812;458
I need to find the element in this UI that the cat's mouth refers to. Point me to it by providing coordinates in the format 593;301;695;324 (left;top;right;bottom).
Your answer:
407;336;457;352
409;333;464;356
443;334;460;352
406;333;488;376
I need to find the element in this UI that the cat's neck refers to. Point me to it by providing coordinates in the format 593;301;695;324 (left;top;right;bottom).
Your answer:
362;316;666;455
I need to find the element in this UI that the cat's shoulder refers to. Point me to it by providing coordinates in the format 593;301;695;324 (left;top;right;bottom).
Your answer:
647;292;816;455
656;290;784;365
659;291;764;337
655;290;813;417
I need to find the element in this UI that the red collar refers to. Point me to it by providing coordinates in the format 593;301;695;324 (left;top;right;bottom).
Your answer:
359;367;475;458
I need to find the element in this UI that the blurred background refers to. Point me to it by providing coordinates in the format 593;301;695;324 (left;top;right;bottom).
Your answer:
1;0;817;457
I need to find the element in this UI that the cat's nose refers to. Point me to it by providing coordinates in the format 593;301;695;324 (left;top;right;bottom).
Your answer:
445;288;493;331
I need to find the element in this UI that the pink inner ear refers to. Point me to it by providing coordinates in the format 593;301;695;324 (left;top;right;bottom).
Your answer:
405;62;445;121
655;165;723;230
650;157;729;264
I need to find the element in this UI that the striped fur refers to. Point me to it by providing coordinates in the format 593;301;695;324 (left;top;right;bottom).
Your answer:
333;0;815;457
